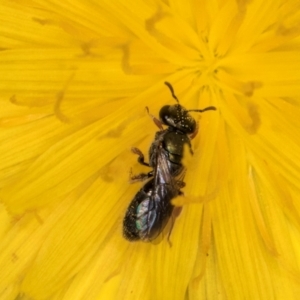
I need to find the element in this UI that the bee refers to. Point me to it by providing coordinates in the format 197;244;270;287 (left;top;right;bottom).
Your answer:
123;82;216;242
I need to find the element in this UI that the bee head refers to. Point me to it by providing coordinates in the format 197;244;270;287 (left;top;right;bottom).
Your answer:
161;82;217;134
159;104;196;134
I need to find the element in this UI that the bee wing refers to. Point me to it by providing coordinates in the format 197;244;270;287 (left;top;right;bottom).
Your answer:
154;144;185;189
154;145;176;187
149;144;186;243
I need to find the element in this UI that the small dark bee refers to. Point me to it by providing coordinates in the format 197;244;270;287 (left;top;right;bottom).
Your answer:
123;82;216;242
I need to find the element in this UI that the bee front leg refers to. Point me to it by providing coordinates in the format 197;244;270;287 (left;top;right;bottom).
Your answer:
189;122;199;140
145;107;164;131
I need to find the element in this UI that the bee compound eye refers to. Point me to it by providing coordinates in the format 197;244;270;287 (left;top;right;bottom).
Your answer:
159;105;171;124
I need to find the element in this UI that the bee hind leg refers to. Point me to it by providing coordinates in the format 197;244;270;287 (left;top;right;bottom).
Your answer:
167;206;183;247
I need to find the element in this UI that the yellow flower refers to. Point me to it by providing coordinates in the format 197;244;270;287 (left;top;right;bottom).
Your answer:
1;0;300;299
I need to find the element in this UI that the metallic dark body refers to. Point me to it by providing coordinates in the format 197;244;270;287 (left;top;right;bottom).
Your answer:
149;129;191;170
123;130;186;241
123;82;216;242
123;178;176;241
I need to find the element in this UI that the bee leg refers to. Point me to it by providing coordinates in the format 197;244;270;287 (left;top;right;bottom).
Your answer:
189;121;199;140
176;180;186;189
187;139;194;155
131;147;150;167
145;106;164;131
187;122;198;155
167;206;183;247
129;169;153;183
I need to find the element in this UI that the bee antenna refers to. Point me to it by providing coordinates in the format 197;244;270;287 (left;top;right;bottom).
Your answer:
188;106;217;113
164;82;179;104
